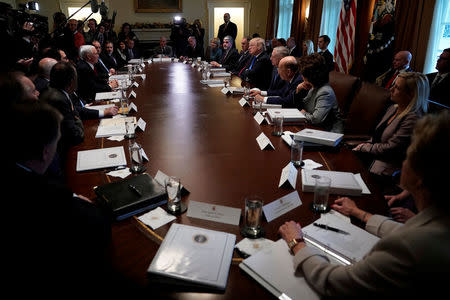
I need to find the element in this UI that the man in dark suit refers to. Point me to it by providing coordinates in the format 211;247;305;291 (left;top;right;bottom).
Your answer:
34;57;57;94
76;45;117;102
180;36;204;59
101;41;121;70
218;13;237;46
210;36;239;71
254;56;303;108
153;36;174;58
232;37;251;74
250;46;290;98
92;40;115;78
239;37;273;90
317;35;335;72
426;48;449;107
287;37;302;57
125;39;141;61
4;102;112;293
376;51;413;89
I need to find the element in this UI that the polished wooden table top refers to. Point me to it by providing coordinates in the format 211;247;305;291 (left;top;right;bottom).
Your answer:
66;62;388;297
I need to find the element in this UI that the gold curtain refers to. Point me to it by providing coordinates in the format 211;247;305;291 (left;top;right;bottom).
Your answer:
394;0;436;72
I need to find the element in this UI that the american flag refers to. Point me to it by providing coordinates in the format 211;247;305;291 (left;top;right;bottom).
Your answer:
334;0;357;74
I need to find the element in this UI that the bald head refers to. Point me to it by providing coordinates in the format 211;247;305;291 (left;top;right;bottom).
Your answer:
393;51;412;70
278;56;299;81
38;58;58;79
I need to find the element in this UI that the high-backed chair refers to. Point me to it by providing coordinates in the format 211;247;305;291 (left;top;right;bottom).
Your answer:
344;81;391;141
329;71;360;117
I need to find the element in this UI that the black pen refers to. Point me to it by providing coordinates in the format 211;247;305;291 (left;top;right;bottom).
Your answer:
128;184;142;197
313;223;350;235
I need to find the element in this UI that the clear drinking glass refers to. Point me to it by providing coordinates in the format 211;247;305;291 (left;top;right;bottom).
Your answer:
128;142;145;173
313;176;331;212
125;120;135;139
272;112;284;136
291;137;304;167
165;176;186;214
241;195;264;238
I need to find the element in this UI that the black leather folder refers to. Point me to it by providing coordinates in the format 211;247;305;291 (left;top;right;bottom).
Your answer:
95;173;167;221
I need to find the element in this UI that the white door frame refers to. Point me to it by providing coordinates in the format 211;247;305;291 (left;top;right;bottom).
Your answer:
207;0;251;42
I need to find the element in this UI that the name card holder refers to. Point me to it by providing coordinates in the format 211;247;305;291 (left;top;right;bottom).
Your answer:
256;132;275;150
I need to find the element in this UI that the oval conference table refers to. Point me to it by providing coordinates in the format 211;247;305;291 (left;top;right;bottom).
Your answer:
65;61;388;298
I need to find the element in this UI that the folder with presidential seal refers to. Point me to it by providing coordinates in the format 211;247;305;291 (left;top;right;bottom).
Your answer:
76;146;127;172
147;223;236;291
94;173;167;221
267;108;306;123
294;128;344;147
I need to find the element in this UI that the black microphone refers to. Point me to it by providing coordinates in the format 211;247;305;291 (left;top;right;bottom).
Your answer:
90;0;99;13
100;1;108;17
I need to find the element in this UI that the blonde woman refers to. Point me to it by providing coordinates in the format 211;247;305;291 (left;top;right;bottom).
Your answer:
302;39;314;56
353;72;429;176
205;37;222;62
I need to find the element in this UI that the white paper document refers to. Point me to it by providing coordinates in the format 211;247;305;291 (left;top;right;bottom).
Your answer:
76;146;126;172
278;162;298;189
302;213;380;264
240;239;320;300
95;91;121;101
263;191;302;222
148;223;236;290
187;200;241;225
106;167;131;179
95;117;136;138
354;173;371;194
85;104;115;111
256;132;275;150
302;159;323;170
138;207;176;229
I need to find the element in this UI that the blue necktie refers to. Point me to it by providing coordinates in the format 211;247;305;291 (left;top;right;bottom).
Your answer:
249;56;256;70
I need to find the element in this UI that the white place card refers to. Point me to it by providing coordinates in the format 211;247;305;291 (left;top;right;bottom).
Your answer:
154;170;188;193
129;102;138;112
221;87;230;95
281;133;293;146
183;60;188;64
138;207;176;230
254;112;267;125
239;98;250;107
263;191;302;222
132;81;139;88
129;90;137;98
187;201;241;225
140;148;149;161
138;67;143;73
136;117;146;131
140;62;145;68
278;162;298;189
256;132;275;150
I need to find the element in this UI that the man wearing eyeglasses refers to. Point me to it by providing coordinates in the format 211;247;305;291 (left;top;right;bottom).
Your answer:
427;48;450;107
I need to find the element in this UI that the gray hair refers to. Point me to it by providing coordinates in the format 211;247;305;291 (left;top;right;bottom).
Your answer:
79;45;95;60
223;35;234;45
273;46;289;58
251;37;266;52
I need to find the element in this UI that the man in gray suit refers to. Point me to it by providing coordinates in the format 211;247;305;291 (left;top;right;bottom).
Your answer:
153;36;174;58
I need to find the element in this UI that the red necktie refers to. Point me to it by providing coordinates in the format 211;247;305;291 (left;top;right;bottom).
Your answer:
385;70;398;89
93;65;98;75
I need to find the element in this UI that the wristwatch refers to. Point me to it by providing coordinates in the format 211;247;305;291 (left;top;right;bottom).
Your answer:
287;237;304;254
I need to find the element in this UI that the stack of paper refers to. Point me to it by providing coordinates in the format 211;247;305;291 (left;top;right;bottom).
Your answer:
294;128;343;147
301;169;364;196
95;117;136;138
211;72;231;78
267;108;306;123
95;91;122;101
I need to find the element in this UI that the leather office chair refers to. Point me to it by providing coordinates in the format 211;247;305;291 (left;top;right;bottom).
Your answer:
329;71;360;117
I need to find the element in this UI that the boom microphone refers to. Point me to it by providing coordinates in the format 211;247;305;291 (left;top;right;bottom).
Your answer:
100;0;108;17
90;0;99;13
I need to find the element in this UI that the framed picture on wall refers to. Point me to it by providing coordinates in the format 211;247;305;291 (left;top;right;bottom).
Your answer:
135;0;182;13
